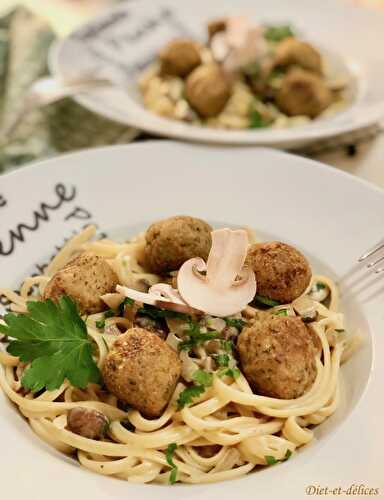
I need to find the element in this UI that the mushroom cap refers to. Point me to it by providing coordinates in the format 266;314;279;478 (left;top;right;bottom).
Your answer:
276;68;332;118
177;229;256;317
159;38;202;77
185;64;232;117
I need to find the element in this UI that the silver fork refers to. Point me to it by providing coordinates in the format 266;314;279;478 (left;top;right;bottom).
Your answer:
0;75;111;143
358;240;384;273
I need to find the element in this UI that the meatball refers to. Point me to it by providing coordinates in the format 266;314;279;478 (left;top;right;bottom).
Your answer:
246;241;311;303
186;64;232;118
67;407;109;440
274;37;322;74
43;252;119;314
276;68;332;118
102;328;181;418
237;316;318;399
159;38;201;77
145;215;212;274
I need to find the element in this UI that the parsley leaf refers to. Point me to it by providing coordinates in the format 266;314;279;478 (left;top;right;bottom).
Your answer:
192;369;213;387
214;353;230;367
1;297;101;392
138;304;189;321
95;319;105;329
177;385;206;409
265;455;278;465
255;294;281;307
118;297;134;315
178;321;219;352
225;318;246;330
218;367;241;379
242;62;261;77
315;282;326;290
265;449;293;466
274;309;288;317
166;443;178;484
264;25;295;42
221;339;234;352
250;110;268;129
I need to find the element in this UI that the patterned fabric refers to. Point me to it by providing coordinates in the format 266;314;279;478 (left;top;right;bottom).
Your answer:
0;7;138;173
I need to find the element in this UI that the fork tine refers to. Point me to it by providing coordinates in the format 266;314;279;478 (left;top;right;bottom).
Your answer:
358;241;384;262
367;254;384;268
374;267;384;274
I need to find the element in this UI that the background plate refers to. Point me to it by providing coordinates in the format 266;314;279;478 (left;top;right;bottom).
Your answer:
50;0;384;148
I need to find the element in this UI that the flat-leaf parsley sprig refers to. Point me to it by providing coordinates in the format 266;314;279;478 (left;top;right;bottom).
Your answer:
0;296;101;392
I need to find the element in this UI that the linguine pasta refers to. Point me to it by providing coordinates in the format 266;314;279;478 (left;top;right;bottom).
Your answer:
0;226;358;484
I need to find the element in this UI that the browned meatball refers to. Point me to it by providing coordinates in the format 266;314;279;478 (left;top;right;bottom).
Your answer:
67;407;109;440
145;215;212;274
276;68;332;118
274;37;322;74
43;253;119;314
186;64;232;118
246;241;311;303
159;38;201;77
102;328;181;418
237;316;318;399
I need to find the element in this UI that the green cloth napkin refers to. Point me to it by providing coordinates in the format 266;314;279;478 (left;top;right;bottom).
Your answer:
0;7;138;173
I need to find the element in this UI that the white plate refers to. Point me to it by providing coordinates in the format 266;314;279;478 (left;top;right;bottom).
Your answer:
0;142;383;499
50;0;384;149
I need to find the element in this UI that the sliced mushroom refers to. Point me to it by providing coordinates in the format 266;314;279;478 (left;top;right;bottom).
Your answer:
177;229;256;317
292;295;317;322
116;283;200;316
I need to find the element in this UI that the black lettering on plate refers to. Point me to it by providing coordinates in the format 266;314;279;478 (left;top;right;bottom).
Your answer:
0;183;76;257
64;206;92;221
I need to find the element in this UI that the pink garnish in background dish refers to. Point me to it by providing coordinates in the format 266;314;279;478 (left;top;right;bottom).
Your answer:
210;16;269;73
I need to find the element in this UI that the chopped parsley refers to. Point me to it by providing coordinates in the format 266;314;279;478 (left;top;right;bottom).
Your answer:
1;296;101;392
218;367;241;379
214;353;230;367
225;317;246;330
118;297;134;315
95;308;116;329
265;449;293;466
255;294;281;307
264;25;295;42
335;329;345;333
274;309;288;317
242;61;261;77
250;109;268;129
221;339;234;352
137;304;189;321
177;370;214;410
95;319;105;329
268;66;286;81
314;282;326;291
177;385;206;410
165;443;178;484
192;369;213;387
178;321;219;352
